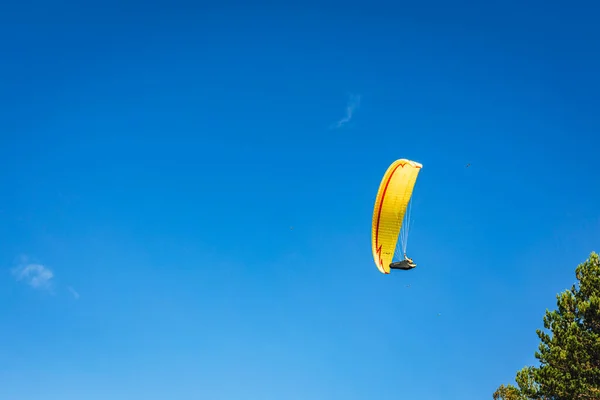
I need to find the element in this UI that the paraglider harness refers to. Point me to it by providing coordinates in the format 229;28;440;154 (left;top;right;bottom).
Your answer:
389;253;416;271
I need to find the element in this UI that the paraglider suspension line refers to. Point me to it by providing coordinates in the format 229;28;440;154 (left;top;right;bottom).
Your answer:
398;197;412;257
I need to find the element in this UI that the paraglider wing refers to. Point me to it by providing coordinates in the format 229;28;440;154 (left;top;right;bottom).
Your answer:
371;159;422;274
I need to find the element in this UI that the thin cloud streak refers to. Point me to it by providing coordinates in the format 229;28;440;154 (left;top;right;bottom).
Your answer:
68;286;80;299
332;93;361;129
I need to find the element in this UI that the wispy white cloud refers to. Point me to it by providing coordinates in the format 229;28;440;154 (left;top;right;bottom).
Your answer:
68;286;80;299
12;262;54;290
11;256;81;300
332;93;361;129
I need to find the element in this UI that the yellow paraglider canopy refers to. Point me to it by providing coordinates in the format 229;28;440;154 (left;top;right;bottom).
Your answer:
371;159;422;274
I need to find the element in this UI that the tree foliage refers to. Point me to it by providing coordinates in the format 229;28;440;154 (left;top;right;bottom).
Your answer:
494;252;600;400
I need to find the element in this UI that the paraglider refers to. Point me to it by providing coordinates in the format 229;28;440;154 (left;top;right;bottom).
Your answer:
371;158;422;274
390;254;416;270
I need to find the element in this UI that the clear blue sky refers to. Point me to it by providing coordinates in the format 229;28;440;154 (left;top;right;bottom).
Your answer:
1;1;599;399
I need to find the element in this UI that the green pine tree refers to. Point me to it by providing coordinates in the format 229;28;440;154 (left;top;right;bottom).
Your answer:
493;252;600;400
